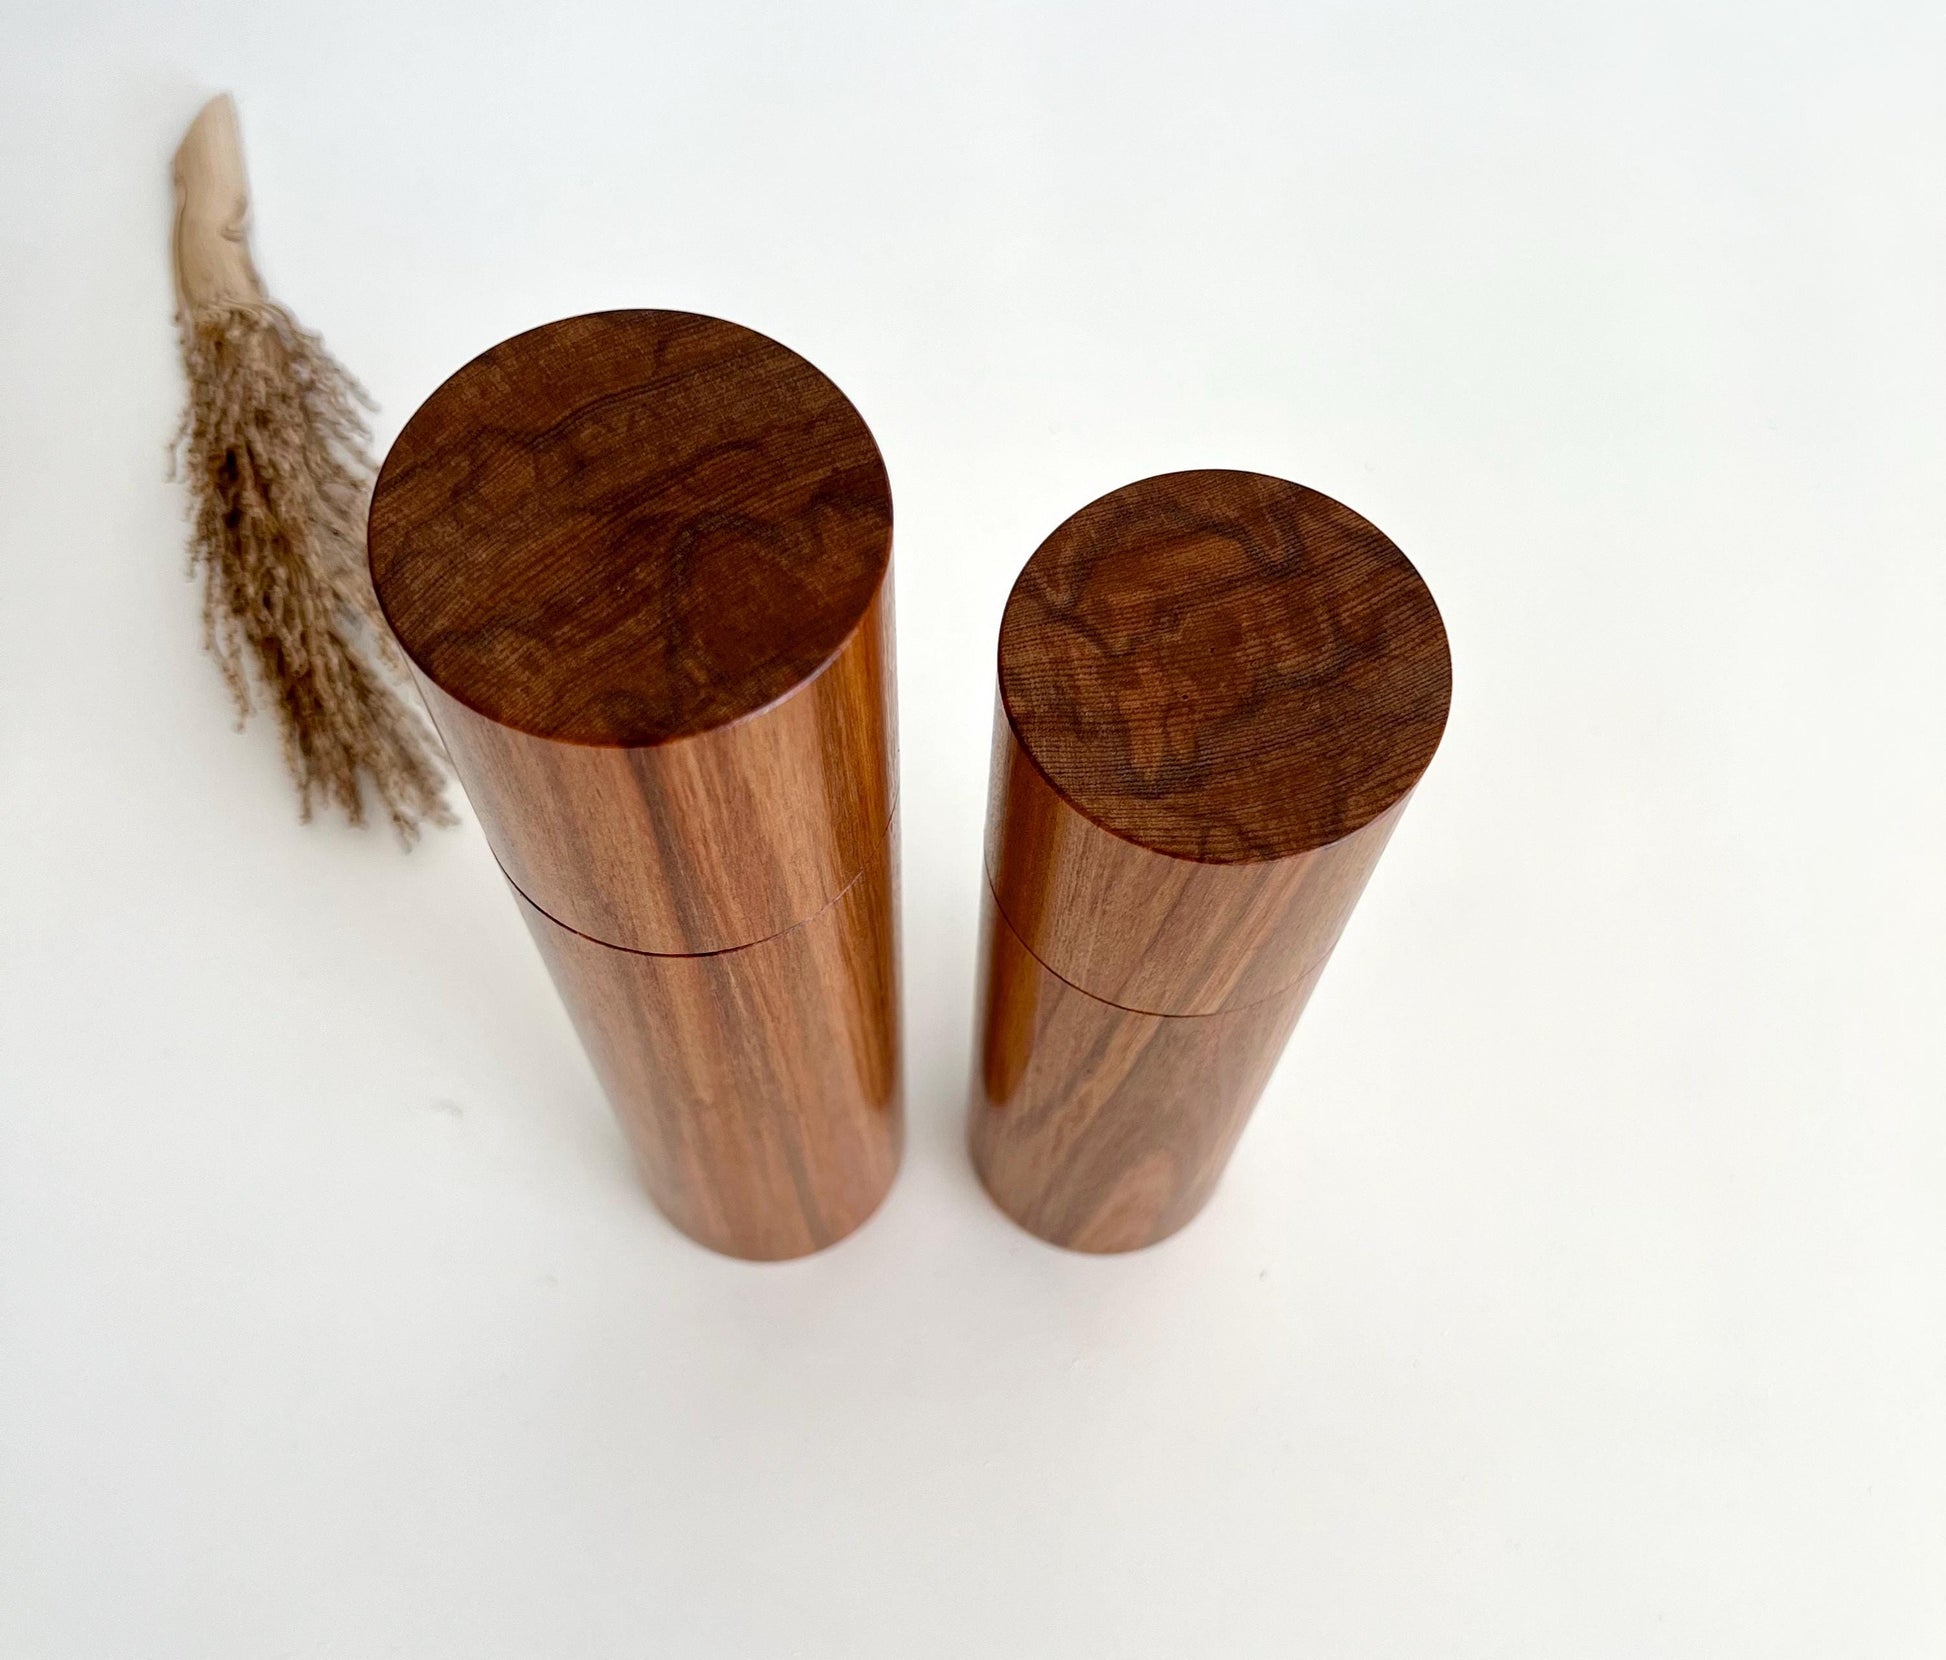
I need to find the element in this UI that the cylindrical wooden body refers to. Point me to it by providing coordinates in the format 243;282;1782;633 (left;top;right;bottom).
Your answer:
370;310;902;1259
971;470;1451;1252
516;818;901;1260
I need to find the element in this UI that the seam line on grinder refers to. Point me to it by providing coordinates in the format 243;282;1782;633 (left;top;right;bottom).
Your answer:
980;869;1327;1022
507;799;900;961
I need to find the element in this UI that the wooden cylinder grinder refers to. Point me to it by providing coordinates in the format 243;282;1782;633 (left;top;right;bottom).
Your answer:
369;310;901;1260
971;470;1450;1252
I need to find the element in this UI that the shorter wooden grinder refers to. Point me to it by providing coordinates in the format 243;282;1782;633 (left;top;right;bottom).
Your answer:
369;311;901;1259
972;470;1451;1252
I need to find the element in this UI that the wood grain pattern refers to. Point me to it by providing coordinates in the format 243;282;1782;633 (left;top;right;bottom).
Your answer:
518;820;902;1261
369;311;902;1258
412;579;892;954
972;470;1449;1250
999;469;1448;864
970;886;1320;1253
370;310;896;954
371;310;890;747
987;714;1407;1016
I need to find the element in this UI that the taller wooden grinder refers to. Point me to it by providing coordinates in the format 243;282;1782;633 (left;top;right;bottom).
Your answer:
370;311;901;1260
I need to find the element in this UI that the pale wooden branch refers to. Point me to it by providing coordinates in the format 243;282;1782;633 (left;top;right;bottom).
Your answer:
171;93;264;314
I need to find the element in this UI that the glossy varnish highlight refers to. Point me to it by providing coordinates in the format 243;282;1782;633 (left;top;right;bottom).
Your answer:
519;822;902;1261
371;310;896;955
370;310;901;1258
972;471;1450;1251
973;887;1322;1252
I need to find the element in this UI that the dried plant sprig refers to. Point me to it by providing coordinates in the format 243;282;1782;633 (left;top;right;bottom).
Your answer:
171;94;451;840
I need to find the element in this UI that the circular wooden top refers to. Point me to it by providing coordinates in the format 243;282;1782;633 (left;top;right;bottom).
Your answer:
999;471;1450;864
368;310;891;746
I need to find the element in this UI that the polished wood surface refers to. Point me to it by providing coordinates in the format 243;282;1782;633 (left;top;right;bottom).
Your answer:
370;310;890;747
412;580;892;954
971;887;1319;1253
999;469;1448;864
972;470;1449;1250
519;821;902;1261
370;310;896;954
370;312;902;1258
987;717;1407;1015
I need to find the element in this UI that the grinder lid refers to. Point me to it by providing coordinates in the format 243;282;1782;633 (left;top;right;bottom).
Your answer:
369;308;891;749
367;311;896;956
999;469;1450;866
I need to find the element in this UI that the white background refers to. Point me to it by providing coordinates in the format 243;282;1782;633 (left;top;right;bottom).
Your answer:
3;2;1942;1654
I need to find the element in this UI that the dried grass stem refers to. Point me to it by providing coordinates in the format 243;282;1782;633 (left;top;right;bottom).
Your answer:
175;299;451;839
